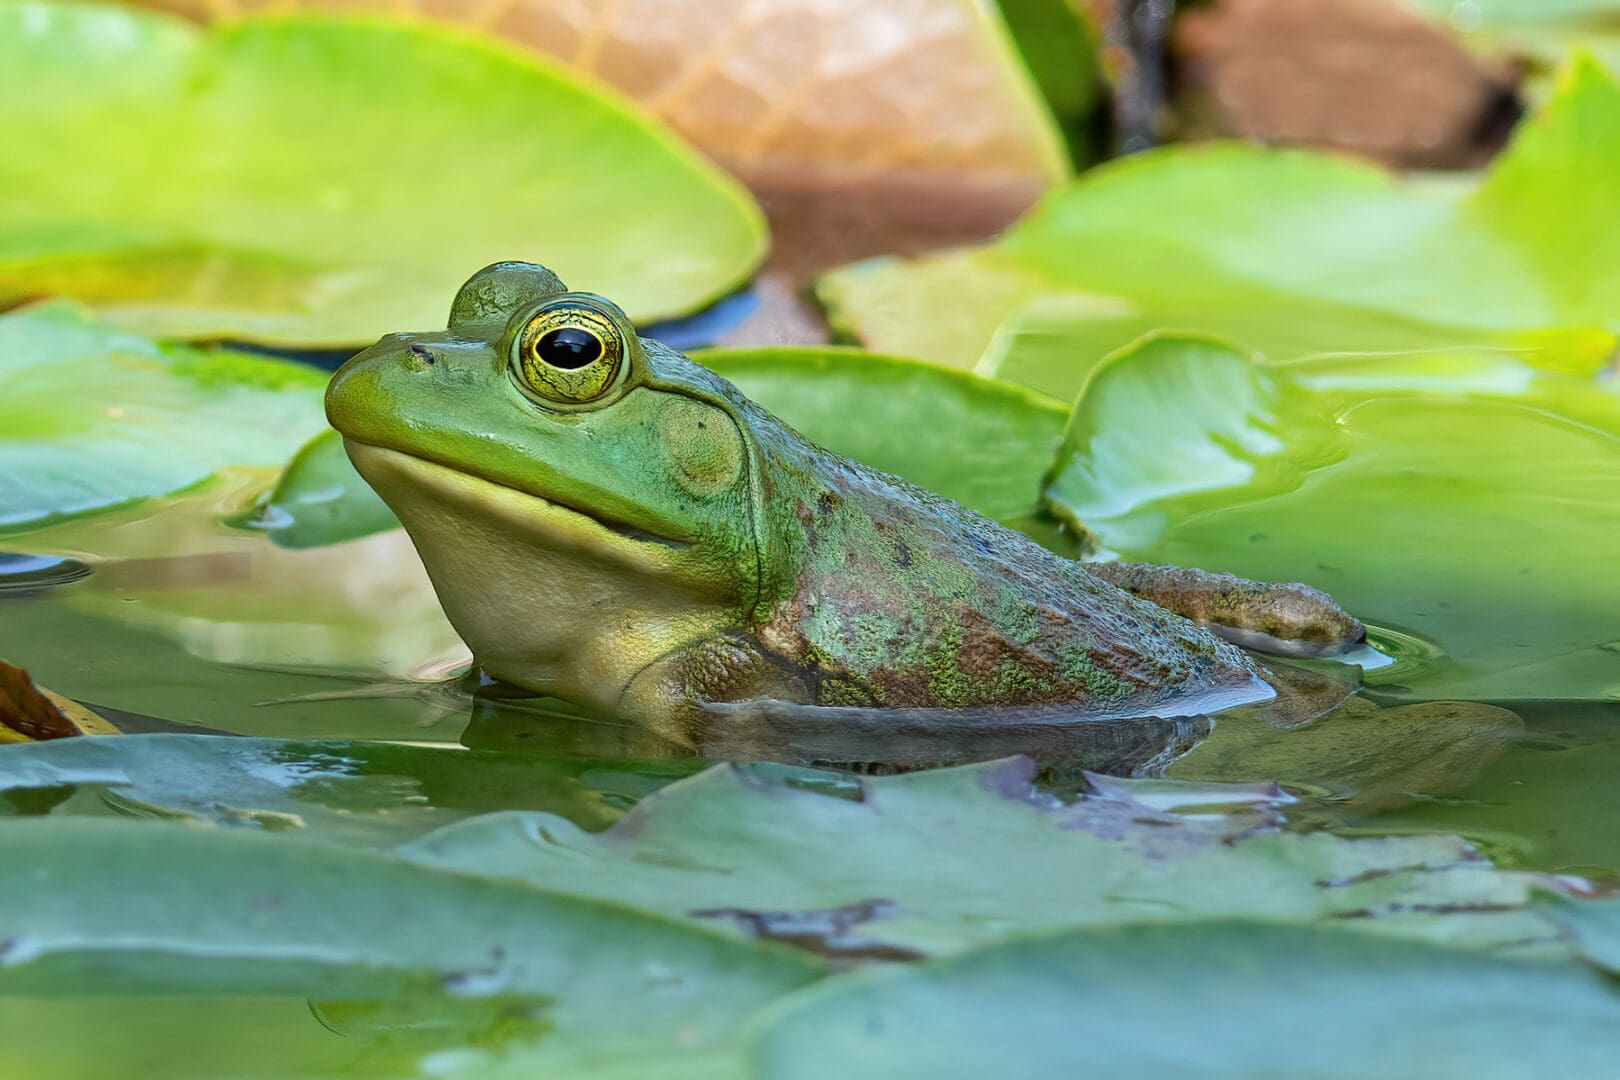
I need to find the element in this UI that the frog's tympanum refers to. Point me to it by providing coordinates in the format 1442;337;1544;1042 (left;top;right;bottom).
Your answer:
328;263;1364;743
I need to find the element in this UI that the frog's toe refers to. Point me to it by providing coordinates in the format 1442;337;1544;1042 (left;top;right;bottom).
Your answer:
1210;582;1367;658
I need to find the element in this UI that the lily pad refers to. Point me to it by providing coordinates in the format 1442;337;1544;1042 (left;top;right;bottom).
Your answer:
0;817;823;1067
702;346;1068;525
242;428;398;549
748;921;1620;1079
0;302;328;530
0;2;765;345
816;57;1620;381
402;756;1566;959
0;732;685;839
1042;335;1620;702
136;0;1074;209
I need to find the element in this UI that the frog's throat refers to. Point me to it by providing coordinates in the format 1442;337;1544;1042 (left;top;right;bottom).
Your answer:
343;441;735;710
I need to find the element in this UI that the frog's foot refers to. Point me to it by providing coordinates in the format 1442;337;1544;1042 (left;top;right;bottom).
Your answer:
1088;562;1366;659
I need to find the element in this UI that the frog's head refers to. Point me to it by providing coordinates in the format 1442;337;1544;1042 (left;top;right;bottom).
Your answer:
326;262;776;709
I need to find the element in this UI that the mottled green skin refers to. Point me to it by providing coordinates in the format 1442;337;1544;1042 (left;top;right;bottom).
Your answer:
741;415;1260;713
328;263;1353;740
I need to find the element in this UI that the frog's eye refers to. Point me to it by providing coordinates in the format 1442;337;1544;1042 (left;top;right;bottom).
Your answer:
513;303;626;404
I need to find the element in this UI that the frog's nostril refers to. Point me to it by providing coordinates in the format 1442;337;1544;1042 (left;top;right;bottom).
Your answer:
409;343;437;366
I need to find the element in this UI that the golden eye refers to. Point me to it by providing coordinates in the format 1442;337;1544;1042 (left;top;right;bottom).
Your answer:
515;304;625;404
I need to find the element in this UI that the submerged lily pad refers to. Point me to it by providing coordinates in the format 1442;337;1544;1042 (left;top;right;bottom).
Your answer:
0;303;327;530
402;755;1566;958
0;2;765;345
817;57;1620;380
749;921;1620;1079
1170;698;1525;814
1043;335;1620;702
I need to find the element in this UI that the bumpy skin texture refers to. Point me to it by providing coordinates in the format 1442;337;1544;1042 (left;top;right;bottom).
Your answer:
328;263;1361;741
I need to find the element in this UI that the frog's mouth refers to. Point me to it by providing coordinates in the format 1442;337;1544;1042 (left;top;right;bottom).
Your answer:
344;442;691;562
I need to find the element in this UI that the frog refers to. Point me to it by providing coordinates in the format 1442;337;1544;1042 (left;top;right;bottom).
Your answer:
326;262;1365;745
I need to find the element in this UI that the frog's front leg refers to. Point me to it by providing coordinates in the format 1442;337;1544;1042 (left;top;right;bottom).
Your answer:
1088;562;1365;658
618;632;814;744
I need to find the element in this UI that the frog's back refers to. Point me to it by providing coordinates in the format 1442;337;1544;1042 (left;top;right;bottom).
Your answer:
744;418;1268;715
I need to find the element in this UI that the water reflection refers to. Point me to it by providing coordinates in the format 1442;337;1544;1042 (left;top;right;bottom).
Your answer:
0;482;1607;876
454;651;1529;825
460;675;1219;775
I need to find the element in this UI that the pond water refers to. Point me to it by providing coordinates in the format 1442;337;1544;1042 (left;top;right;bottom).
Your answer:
2;471;1617;1076
3;475;1616;883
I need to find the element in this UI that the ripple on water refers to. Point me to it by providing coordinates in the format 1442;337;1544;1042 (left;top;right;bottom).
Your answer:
0;553;91;595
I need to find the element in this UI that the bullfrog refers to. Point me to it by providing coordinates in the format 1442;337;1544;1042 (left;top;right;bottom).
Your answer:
327;262;1364;744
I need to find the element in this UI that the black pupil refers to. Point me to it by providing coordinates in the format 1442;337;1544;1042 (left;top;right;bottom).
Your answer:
537;327;603;369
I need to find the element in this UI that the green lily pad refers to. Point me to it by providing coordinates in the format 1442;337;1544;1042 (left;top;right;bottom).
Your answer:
0;817;822;1067
402;756;1566;959
256;347;1070;550
0;302;327;530
701;346;1068;525
816;57;1620;385
0;2;765;345
242;428;398;549
748;921;1620;1079
994;0;1103;164
1042;335;1620;702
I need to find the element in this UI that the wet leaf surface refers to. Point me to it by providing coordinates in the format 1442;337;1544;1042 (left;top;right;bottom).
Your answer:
0;733;678;838
748;921;1620;1079
1042;336;1620;702
1549;892;1620;974
400;755;1569;958
0;817;823;1066
817;58;1620;380
0;2;765;345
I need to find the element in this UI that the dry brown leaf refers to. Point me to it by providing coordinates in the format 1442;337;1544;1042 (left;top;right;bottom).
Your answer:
0;660;118;743
1174;0;1519;169
141;0;1068;211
